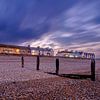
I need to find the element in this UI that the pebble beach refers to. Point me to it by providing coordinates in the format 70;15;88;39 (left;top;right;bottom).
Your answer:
0;76;100;100
0;55;100;100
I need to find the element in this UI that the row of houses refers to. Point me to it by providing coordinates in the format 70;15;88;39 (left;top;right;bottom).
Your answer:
0;44;95;59
30;46;54;56
56;50;95;59
0;44;54;56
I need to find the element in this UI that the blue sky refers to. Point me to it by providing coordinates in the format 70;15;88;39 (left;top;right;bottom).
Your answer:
0;0;100;57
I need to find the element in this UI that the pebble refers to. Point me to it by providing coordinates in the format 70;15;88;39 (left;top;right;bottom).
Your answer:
0;77;99;100
0;56;99;99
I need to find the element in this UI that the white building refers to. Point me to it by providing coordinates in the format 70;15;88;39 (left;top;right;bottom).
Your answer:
30;46;54;56
56;50;95;59
56;50;74;57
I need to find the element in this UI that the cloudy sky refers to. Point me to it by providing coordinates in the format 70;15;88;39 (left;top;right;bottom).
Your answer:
0;0;100;57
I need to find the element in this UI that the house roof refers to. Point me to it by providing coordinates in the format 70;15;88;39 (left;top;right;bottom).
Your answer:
0;44;30;50
58;50;72;53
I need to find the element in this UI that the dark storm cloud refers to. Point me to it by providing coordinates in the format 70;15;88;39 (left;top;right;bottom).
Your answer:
0;0;78;44
0;21;50;44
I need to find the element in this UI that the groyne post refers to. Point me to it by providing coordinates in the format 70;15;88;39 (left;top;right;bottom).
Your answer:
91;59;95;81
37;56;40;70
21;56;24;68
56;58;59;75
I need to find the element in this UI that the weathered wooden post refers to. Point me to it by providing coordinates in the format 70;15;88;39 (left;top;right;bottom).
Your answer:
37;56;40;70
21;56;24;68
91;59;95;81
56;58;59;75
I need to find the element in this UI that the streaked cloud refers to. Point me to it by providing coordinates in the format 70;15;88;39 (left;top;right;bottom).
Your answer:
22;0;100;57
0;0;100;57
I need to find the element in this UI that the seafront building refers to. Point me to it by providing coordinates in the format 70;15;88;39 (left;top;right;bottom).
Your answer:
0;44;54;56
30;46;54;56
0;44;95;58
56;50;95;59
0;44;31;55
